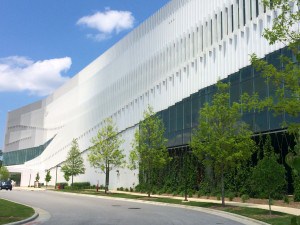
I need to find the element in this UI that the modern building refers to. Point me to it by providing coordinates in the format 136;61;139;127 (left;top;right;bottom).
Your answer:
3;0;294;188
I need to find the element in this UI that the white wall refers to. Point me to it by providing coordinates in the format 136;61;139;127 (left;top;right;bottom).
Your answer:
4;0;287;188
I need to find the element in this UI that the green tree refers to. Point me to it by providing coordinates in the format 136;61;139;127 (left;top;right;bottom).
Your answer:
0;150;2;168
190;82;256;206
286;133;300;201
251;0;300;131
0;166;9;180
286;133;300;175
61;139;85;187
251;135;286;215
88;118;125;194
35;172;40;182
64;173;70;182
45;170;52;188
251;0;300;199
129;105;170;197
261;0;300;46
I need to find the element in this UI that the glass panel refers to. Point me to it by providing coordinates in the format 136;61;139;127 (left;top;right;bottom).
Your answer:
267;49;282;70
242;112;254;130
182;128;192;145
269;112;284;130
162;109;170;134
191;93;200;127
230;83;240;104
174;130;183;146
240;66;253;81
206;85;216;104
170;105;176;132
241;78;253;96
3;137;53;166
254;110;268;132
199;89;206;108
167;132;176;147
253;74;267;100
183;98;192;129
230;72;240;104
176;102;184;131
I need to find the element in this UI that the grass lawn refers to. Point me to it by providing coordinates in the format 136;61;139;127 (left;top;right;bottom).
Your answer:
0;199;35;225
57;189;294;225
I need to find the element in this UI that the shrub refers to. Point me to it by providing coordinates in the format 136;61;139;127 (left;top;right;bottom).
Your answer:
291;216;300;225
241;194;250;203
135;184;147;193
125;188;129;192
72;182;90;189
158;190;163;195
198;182;210;196
119;187;124;191
134;184;141;192
197;191;202;198
166;188;173;194
130;187;134;192
216;194;221;200
57;182;68;189
188;190;194;198
160;186;167;194
228;193;235;201
294;179;300;202
283;195;290;204
64;186;72;190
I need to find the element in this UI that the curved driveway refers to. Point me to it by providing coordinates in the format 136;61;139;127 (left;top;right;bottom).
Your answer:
0;190;257;225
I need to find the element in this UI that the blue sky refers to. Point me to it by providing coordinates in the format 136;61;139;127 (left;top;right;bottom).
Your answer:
0;0;170;149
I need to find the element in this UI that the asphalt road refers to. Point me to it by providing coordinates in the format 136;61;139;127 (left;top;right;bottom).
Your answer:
0;190;247;225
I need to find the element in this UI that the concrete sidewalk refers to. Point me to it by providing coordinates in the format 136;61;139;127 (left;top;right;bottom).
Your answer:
13;186;300;216
111;190;300;216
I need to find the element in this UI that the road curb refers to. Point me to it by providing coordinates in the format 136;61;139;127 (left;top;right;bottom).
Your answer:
1;198;39;225
6;212;39;225
54;191;270;225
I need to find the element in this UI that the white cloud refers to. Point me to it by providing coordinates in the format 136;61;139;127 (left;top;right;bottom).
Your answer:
77;9;135;41
0;56;71;96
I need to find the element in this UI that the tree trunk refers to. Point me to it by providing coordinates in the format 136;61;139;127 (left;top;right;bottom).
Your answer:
72;175;74;188
148;173;151;198
105;162;109;194
221;170;225;207
148;167;151;197
107;164;110;194
269;194;272;215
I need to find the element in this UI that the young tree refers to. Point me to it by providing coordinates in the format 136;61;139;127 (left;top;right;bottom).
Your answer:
64;173;70;183
0;166;9;180
191;82;256;206
88;118;125;194
251;0;300;132
251;1;300;200
251;135;286;215
61;139;85;187
35;172;40;182
129;105;170;197
45;170;52;188
0;150;2;168
286;133;300;202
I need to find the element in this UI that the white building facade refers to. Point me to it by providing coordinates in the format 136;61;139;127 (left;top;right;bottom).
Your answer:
3;0;287;188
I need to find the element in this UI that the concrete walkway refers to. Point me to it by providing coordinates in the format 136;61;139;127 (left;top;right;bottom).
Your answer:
12;186;300;216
